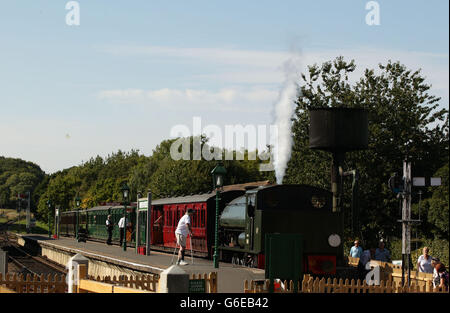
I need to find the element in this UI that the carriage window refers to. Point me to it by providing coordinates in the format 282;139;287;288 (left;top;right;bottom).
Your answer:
311;195;326;209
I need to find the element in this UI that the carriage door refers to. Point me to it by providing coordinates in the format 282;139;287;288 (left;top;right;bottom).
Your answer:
151;205;164;245
245;192;256;251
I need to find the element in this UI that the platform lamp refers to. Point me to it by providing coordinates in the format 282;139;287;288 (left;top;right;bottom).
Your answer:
121;183;130;252
47;200;52;238
75;195;81;240
136;191;142;254
211;162;226;268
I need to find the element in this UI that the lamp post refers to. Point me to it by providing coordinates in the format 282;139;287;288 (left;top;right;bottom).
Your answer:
121;183;130;252
75;195;81;240
211;163;226;268
136;191;142;254
47;200;52;238
26;191;31;234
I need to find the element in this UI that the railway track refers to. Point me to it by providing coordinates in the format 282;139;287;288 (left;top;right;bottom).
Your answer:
1;223;67;277
3;244;67;276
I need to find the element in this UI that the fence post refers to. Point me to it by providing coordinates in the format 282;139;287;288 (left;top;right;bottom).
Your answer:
158;265;189;293
0;250;7;276
210;272;218;293
77;264;88;293
66;253;89;293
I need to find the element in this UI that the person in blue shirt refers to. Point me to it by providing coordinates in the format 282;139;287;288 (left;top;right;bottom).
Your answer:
374;241;391;262
349;240;363;258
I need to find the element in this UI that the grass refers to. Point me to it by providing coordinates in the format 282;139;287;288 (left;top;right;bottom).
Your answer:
1;208;49;235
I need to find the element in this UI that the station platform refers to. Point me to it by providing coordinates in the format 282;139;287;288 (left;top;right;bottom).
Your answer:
15;234;265;293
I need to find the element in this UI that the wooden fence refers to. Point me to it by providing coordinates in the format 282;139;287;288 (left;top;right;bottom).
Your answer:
190;272;218;293
0;285;15;293
347;256;434;290
78;279;153;293
77;264;154;293
244;274;448;293
76;264;218;293
87;273;159;292
0;273;66;293
348;256;360;266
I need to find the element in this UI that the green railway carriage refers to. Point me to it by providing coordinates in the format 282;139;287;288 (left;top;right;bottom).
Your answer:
86;205;136;245
60;204;137;246
60;209;87;236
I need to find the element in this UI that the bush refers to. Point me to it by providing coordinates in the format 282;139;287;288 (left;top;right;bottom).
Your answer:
390;237;449;269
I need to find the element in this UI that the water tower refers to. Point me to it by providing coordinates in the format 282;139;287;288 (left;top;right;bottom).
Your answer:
309;108;368;213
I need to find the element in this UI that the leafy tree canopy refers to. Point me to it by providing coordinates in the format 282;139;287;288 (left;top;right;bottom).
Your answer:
286;57;448;244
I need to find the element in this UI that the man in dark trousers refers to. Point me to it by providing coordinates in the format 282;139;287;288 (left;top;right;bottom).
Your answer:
106;215;113;245
118;215;129;247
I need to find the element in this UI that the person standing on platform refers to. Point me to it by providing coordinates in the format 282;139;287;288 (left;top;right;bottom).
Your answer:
349;240;363;258
106;215;113;245
175;209;194;266
417;247;433;273
118;215;129;247
374;240;391;262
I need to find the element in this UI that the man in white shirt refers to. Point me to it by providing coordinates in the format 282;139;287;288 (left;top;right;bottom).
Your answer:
175;209;194;265
118;216;129;246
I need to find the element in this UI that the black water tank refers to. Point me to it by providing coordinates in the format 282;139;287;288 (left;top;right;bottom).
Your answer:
309;108;368;152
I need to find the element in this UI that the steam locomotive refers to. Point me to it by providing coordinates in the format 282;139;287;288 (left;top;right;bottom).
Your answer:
59;183;343;275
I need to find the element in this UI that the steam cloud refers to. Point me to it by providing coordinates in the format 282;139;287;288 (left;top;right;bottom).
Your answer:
272;56;301;184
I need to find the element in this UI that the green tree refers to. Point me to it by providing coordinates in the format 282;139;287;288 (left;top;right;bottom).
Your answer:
413;164;449;240
145;137;271;198
0;157;45;210
287;57;448;243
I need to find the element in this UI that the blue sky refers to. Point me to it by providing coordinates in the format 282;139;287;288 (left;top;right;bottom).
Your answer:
0;0;448;173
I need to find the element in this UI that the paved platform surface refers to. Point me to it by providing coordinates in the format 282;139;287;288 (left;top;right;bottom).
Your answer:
18;234;265;293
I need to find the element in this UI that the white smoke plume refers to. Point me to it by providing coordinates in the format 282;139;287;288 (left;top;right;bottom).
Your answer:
272;55;301;185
